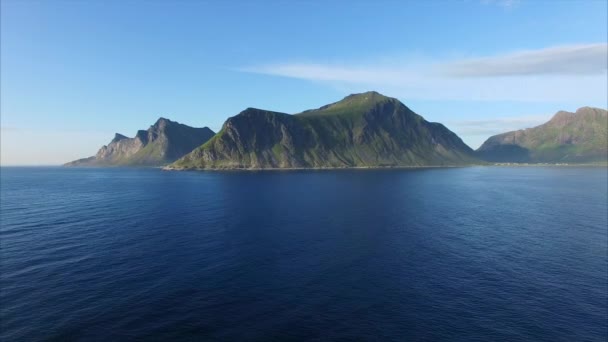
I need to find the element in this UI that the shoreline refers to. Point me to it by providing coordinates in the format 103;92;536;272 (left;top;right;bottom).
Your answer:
161;162;608;171
162;165;470;171
7;163;606;170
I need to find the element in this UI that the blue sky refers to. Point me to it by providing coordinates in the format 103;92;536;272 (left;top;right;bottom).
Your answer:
1;0;607;165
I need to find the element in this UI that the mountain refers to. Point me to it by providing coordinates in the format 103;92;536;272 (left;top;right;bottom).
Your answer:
65;118;215;166
476;107;608;163
168;91;478;169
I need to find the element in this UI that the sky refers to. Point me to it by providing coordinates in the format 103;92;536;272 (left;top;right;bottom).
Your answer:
1;0;607;165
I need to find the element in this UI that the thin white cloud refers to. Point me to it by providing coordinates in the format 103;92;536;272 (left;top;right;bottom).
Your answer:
239;64;408;85
239;44;608;103
481;0;521;9
446;115;550;136
445;44;608;77
441;114;554;148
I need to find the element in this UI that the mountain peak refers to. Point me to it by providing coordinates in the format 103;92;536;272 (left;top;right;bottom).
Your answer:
345;90;386;98
242;107;264;113
332;91;394;108
300;91;395;117
65;118;216;167
236;108;288;118
154;117;173;126
478;106;607;163
111;133;128;143
550;107;607;124
550;110;573;121
341;91;390;103
575;106;607;115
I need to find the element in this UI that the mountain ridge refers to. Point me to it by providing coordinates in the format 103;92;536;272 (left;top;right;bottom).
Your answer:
65;118;215;167
168;92;478;169
476;107;607;163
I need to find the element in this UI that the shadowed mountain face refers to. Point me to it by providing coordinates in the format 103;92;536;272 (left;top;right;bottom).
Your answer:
477;107;608;163
169;92;478;169
65;118;215;167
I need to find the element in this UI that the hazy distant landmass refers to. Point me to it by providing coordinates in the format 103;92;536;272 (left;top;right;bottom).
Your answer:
168;92;478;169
65;118;215;167
476;107;608;163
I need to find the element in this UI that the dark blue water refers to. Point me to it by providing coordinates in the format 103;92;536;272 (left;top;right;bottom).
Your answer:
1;167;606;341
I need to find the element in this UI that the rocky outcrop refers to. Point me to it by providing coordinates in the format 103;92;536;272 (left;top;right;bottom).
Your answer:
65;118;215;167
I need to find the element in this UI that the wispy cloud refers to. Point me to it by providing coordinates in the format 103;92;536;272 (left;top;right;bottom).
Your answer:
445;44;608;77
481;0;521;10
240;63;410;85
446;115;550;136
239;44;608;103
442;113;553;148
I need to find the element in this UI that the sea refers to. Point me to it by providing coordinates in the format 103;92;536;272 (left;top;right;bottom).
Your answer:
1;166;606;341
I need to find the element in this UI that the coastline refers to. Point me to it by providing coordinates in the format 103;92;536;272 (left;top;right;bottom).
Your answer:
161;162;608;171
11;162;605;170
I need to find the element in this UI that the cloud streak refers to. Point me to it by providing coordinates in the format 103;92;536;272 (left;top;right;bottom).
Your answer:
444;44;608;77
446;115;550;136
481;0;521;9
239;44;608;102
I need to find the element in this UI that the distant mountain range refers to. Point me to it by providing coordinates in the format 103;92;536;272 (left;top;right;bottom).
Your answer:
168;92;477;169
476;107;607;163
65;118;214;166
65;92;607;168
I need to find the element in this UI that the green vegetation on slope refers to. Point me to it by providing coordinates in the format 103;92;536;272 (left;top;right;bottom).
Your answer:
477;107;608;163
170;91;478;169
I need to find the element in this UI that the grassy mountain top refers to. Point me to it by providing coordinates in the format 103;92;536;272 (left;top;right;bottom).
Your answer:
299;91;393;117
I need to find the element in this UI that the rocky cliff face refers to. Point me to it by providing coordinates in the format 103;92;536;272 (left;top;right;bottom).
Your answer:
477;107;608;163
94;133;145;162
65;118;215;167
169;92;478;169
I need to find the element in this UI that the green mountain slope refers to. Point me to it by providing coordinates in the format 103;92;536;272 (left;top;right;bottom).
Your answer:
476;107;608;163
65;118;215;167
169;91;478;169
